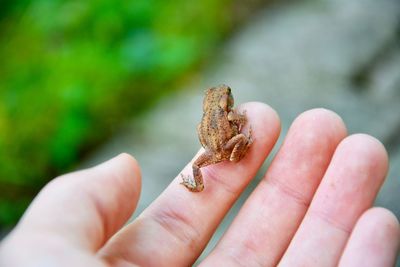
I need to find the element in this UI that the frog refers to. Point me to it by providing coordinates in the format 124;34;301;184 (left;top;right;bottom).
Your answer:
181;84;253;192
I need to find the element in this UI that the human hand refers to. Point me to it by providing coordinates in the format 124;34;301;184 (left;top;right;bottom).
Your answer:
0;104;399;267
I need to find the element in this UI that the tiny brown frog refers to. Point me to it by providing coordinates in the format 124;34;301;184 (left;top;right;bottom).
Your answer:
181;85;252;192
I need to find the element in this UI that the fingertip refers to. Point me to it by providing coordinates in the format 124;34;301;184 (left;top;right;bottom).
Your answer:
339;207;400;266
239;101;281;142
351;133;388;161
300;108;344;122
276;108;347;165
294;108;348;141
337;134;389;178
117;152;141;173
93;153;142;195
115;153;142;190
340;134;388;156
242;101;280;125
358;207;400;239
96;153;141;176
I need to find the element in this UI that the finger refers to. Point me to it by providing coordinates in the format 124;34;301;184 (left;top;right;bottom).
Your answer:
279;134;389;267
2;153;141;252
202;108;347;266
338;207;400;267
98;102;281;267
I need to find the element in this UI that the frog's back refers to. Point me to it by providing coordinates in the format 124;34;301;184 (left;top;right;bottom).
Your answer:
199;104;236;154
197;85;237;155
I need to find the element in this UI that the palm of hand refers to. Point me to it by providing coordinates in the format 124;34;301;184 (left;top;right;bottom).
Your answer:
0;104;399;267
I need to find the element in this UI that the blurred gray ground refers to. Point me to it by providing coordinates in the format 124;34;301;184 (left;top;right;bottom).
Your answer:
82;0;400;264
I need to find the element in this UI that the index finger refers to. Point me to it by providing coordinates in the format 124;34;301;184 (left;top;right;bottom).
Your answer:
99;102;281;267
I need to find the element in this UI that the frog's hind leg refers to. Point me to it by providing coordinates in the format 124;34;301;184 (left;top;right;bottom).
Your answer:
225;131;252;162
181;151;217;192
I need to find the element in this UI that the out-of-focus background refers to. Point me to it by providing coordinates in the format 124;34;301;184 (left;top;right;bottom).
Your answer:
1;0;400;262
0;0;258;226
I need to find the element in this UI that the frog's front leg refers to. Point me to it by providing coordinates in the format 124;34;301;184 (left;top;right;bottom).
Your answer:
224;131;252;162
181;151;218;192
227;110;247;130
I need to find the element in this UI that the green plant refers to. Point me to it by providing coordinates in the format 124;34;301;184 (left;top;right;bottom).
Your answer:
0;0;234;226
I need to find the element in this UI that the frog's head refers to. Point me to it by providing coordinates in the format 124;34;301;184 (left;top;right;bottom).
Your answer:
203;84;234;111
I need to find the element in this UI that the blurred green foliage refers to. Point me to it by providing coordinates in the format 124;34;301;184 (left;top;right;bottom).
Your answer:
0;0;235;226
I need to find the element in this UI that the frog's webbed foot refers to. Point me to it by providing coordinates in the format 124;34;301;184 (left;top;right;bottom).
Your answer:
181;151;215;192
180;173;204;192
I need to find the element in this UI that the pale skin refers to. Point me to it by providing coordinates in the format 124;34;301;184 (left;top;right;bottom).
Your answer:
0;104;399;267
